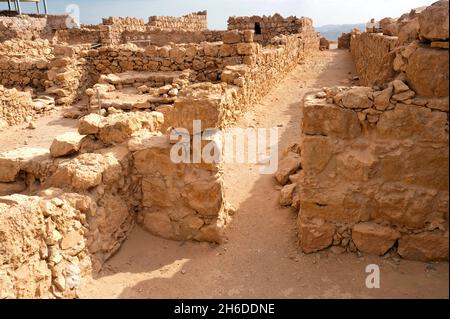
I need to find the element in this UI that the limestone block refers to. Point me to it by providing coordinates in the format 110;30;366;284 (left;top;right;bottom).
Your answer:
275;152;301;185
50;132;86;158
298;217;335;253
398;231;449;261
352;222;400;255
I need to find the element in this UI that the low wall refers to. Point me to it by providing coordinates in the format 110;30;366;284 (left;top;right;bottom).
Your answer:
0;109;227;297
148;11;207;31
122;29;225;46
287;83;449;261
0;14;74;42
55;27;101;45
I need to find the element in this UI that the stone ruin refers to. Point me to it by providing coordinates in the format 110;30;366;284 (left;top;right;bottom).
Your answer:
276;0;448;261
0;1;448;299
0;10;320;298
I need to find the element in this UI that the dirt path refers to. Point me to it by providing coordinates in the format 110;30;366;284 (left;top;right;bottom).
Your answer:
79;49;449;299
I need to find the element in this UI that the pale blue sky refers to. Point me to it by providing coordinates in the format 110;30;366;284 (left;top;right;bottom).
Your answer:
7;0;435;29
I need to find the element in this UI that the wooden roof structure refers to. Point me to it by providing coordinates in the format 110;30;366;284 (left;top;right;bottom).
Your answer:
0;0;48;15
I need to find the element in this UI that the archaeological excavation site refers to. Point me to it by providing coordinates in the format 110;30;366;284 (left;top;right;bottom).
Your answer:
0;0;448;300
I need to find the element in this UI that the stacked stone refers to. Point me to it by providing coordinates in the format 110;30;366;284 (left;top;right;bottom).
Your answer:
351;0;449;96
0;15;48;41
0;145;136;298
148;11;208;31
276;81;448;261
0;40;52;90
338;31;352;49
227;14;311;45
0;86;35;127
44;45;93;106
100;17;147;46
55;27;102;46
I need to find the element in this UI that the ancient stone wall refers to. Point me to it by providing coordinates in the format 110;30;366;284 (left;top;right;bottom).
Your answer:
0;14;74;42
148;11;207;31
0;15;48;41
122;29;225;47
88;32;253;83
350;32;398;86
351;0;449;96
55;27;101;46
220;30;320;113
0;144;136;298
44;45;97;106
0;40;53;90
277;82;449;261
99;17;147;46
338;32;351;49
227;14;314;45
0;86;34;127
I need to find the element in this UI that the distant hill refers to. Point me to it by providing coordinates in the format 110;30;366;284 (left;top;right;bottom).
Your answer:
315;23;366;41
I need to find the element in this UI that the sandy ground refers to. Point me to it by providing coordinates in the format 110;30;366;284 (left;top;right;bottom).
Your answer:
75;49;449;299
0;111;78;152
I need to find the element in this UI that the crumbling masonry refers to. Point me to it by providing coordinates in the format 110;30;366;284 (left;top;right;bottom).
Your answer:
0;11;319;298
277;0;449;261
0;2;449;299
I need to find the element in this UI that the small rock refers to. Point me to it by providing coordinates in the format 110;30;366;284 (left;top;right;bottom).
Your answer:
27;121;37;129
168;88;179;97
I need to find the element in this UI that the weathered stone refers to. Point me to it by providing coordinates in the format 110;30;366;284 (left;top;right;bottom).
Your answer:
427;97;449;111
46;153;106;190
298;217;335;253
0;147;49;182
392;79;410;93
279;183;296;206
341;87;373;109
302;100;361;139
398;232;449;261
418;0;449;41
352;222;400;255
431;41;450;49
301;136;332;174
78;113;103;135
223;30;241;44
373;86;393;110
405;47;449;97
0;180;26;196
50;132;86;158
391;89;415;101
275;152;301;185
